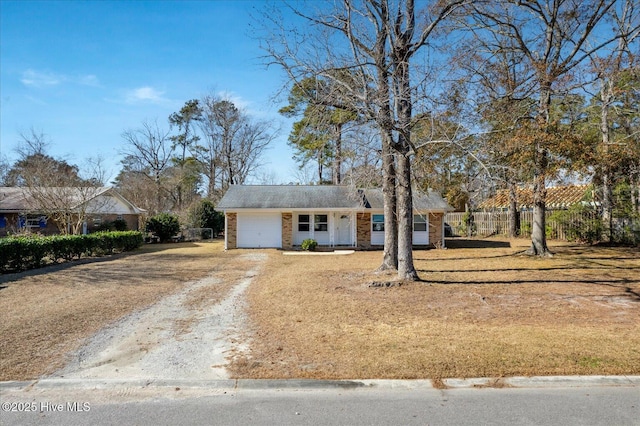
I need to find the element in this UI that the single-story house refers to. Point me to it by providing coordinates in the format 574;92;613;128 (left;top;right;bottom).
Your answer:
217;185;453;250
478;184;593;211
0;186;146;236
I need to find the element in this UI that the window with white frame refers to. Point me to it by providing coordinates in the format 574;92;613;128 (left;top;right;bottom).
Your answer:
21;215;47;229
298;214;310;232
314;214;328;232
413;214;427;232
372;214;385;232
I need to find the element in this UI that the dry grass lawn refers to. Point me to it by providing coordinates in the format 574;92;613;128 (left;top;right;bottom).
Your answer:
0;241;246;381
2;238;638;383
230;238;640;380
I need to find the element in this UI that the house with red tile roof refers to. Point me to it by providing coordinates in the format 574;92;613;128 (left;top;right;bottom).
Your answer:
479;184;594;211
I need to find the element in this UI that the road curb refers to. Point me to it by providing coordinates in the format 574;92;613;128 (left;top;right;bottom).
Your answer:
1;376;638;392
442;375;640;389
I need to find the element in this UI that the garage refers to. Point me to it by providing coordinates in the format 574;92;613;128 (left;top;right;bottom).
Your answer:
236;212;282;248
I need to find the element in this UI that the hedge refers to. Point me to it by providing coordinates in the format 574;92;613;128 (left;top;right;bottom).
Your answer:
0;231;144;273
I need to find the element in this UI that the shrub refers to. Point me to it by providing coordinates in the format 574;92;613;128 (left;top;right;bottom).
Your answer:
49;234;87;262
550;205;603;244
145;213;180;243
95;219;128;232
187;200;224;238
301;238;318;251
112;219;128;231
0;231;144;273
612;218;640;246
459;211;476;237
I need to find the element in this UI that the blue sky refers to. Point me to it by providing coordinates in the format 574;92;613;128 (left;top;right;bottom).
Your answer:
0;0;297;183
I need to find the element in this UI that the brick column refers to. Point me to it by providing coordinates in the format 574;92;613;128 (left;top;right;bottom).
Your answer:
226;213;237;249
281;213;293;249
357;212;371;249
429;212;443;247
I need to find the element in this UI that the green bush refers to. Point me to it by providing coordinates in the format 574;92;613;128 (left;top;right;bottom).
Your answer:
459;211;476;237
48;234;87;262
145;213;181;243
612;220;640;246
96;219;129;232
549;205;603;244
0;231;144;273
301;238;318;251
187;199;224;238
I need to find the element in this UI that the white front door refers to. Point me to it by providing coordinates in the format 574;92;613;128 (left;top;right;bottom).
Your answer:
335;213;352;246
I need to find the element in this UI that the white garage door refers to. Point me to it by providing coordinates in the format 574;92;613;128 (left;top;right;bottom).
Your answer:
237;213;282;248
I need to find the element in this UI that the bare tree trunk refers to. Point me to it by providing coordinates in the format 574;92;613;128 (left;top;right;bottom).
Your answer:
528;85;552;257
529;168;550;256
208;162;216;200
632;168;640;215
396;152;418;280
373;5;398;272
333;123;342;185
600;80;613;242
508;180;520;237
379;133;398;271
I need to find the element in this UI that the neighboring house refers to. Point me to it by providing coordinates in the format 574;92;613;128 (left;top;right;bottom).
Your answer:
478;184;594;211
217;185;453;250
0;187;146;236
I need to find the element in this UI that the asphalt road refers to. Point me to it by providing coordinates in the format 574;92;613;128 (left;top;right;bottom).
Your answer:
2;380;639;426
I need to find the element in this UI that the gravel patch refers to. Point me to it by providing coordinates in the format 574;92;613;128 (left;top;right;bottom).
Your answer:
53;253;266;380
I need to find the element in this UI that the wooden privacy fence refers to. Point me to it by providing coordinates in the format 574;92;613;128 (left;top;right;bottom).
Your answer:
445;210;599;240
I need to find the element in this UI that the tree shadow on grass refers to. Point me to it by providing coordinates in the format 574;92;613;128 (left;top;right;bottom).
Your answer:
444;239;512;249
412;276;640;301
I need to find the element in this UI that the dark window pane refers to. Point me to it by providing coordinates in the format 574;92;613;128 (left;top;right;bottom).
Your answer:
298;224;309;232
314;223;328;232
299;214;309;223
414;223;427;232
372;223;385;232
314;214;328;223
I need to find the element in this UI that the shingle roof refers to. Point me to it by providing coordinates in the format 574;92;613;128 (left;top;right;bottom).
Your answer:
0;187;39;211
217;185;364;209
0;187;145;213
363;188;453;211
479;184;592;210
217;185;453;211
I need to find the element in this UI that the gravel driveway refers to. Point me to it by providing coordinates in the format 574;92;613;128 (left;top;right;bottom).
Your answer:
52;252;267;381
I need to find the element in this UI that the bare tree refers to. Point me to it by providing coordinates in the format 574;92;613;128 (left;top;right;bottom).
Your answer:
197;93;226;199
586;0;640;240
196;96;276;201
452;25;538;236
0;156;8;186
119;119;174;214
261;0;466;279
467;0;633;256
7;130;110;234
